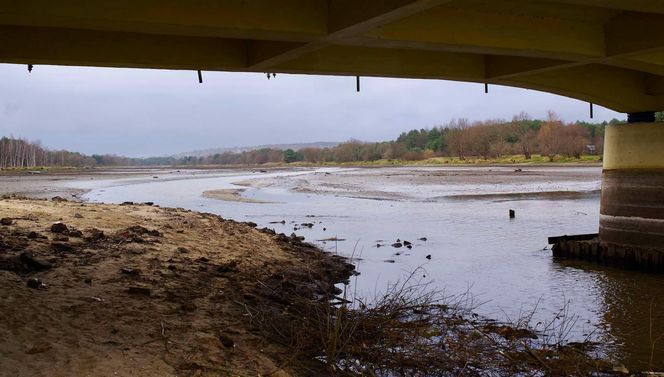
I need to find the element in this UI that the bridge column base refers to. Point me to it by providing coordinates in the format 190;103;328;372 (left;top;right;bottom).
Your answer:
600;123;664;250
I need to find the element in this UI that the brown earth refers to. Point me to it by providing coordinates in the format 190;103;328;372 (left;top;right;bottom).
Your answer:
0;198;353;377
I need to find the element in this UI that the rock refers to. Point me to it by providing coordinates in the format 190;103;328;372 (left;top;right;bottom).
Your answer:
301;223;314;228
20;252;52;271
84;277;92;285
27;231;46;239
121;267;140;275
406;245;412;250
50;222;68;234
509;209;516;219
120;201;134;206
127;286;151;296
25;342;52;354
245;222;257;228
51;242;72;252
68;229;83;238
51;196;67;202
425;254;432;260
391;242;403;248
403;240;411;246
216;261;238;274
26;277;46;289
177;246;189;253
383;259;396;263
181;302;197;312
419;237;428;242
73;213;84;219
86;229;105;241
143;202;154;206
219;334;235;348
0;218;13;226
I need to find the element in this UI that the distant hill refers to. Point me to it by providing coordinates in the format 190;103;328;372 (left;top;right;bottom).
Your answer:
173;142;341;158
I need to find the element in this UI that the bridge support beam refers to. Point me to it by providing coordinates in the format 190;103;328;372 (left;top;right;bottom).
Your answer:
600;121;664;250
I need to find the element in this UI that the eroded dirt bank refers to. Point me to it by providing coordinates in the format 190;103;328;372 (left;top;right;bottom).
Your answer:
0;198;353;377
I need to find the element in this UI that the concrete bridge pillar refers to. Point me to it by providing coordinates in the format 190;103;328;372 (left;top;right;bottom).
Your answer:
600;119;664;249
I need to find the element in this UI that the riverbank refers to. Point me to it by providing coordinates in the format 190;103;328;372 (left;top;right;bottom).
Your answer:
0;198;632;376
0;198;354;376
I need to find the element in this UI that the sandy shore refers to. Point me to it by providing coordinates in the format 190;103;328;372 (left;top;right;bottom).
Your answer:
0;198;353;377
236;166;602;201
202;188;270;203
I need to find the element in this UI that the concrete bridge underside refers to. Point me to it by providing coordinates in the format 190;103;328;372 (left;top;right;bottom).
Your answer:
1;0;664;254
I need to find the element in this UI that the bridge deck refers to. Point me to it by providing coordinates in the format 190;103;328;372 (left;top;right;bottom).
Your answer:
1;0;664;112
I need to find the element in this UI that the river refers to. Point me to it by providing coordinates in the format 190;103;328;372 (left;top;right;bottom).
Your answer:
60;165;664;371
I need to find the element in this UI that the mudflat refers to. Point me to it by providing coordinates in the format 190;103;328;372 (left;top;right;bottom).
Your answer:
0;198;353;377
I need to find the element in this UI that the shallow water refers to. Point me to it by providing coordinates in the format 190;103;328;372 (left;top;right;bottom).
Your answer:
71;166;664;371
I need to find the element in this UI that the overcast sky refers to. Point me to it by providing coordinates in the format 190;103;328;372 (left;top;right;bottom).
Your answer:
0;63;623;157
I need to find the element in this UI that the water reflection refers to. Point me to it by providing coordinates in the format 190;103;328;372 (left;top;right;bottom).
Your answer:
553;259;664;370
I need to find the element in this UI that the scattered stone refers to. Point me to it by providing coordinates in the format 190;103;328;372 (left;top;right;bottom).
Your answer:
290;233;305;242
426;254;432;260
26;277;46;289
143;202;154;206
0;218;13;226
27;231;45;239
216;261;238;274
51;242;72;252
50;222;68;234
403;240;411;246
181;302;197;312
53;236;69;242
25;342;52;354
301;223;314;228
269;220;286;224
406;245;413;250
68;229;83;238
121;267;139;276
245;222;257;228
73;213;84;219
51;196;67;202
419;237;428;242
120;201;134;206
167;264;176;271
84;277;92;285
219;334;235;348
177;246;189;253
392;242;403;248
87;228;105;241
514;168;523;172
127;286;151;296
20;252;52;271
126;225;161;237
383;259;396;263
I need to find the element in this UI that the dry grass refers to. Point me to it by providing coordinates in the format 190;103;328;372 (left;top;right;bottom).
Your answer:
246;270;626;376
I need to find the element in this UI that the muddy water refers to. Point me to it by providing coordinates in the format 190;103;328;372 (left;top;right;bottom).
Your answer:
72;166;664;371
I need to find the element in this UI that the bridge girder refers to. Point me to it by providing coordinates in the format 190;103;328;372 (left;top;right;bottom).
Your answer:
1;0;664;112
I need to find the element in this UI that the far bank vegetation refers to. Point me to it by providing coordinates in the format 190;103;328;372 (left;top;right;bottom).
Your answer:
0;112;637;169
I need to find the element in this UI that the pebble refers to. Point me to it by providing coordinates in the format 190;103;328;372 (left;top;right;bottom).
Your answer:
219;334;235;348
127;286;151;296
50;222;68;234
0;218;13;226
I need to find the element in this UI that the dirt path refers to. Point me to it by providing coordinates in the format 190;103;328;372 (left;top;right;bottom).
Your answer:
0;198;353;377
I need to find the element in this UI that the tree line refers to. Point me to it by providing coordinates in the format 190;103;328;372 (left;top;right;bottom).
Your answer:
0;112;649;169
